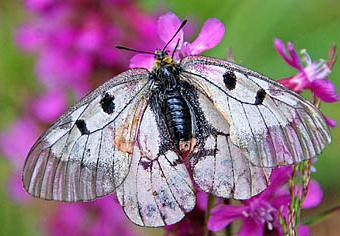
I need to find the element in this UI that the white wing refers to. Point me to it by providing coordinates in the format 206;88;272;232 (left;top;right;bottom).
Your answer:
181;56;331;167
116;106;195;227
23;69;152;201
191;90;271;199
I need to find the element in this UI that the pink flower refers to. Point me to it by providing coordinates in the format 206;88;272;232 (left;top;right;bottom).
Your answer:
197;191;209;210
45;196;138;236
0;117;39;168
165;207;205;236
7;172;30;202
208;167;323;236
275;39;338;102
16;1;159;97
323;116;336;128
302;180;323;209
0;117;39;202
208;167;291;235
129;12;225;69
31;89;67;123
275;39;338;127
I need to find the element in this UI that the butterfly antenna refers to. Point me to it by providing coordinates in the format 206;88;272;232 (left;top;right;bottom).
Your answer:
171;39;181;58
115;45;154;55
162;19;187;52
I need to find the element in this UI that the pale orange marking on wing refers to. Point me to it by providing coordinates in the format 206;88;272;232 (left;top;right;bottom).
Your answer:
113;96;148;155
114;123;134;154
179;137;196;159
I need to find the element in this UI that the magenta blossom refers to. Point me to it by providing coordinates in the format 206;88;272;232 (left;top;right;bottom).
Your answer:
0;117;39;202
274;39;338;127
16;0;159;97
129;12;225;69
208;167;323;236
0;117;39;169
31;89;67;123
45;196;138;236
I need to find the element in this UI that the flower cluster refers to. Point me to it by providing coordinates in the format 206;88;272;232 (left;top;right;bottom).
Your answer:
275;39;338;127
45;196;137;236
16;0;159;98
208;167;322;236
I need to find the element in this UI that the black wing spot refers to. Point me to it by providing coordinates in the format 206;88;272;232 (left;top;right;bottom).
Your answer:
100;93;115;114
223;71;237;90
254;89;266;105
140;159;153;170
170;158;183;167
75;119;90;135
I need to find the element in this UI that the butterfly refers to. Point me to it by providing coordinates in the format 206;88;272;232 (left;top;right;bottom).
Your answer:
23;20;331;227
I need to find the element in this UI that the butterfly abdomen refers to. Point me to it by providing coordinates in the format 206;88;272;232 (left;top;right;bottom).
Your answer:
163;89;192;143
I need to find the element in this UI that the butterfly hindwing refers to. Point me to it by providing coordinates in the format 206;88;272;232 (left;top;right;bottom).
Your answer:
23;69;151;201
116;105;195;227
190;90;271;199
181;56;331;168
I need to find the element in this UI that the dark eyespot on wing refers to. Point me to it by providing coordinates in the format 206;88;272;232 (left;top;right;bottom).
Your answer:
223;71;236;90
100;93;115;114
254;89;266;105
75;119;90;135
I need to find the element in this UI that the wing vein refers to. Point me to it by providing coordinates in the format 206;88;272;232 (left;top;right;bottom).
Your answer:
94;129;104;196
136;160;146;226
156;159;186;214
150;162;167;225
91;81;152;134
225;136;235;197
256;106;278;167
182;70;256;105
262;104;297;163
78;135;90;198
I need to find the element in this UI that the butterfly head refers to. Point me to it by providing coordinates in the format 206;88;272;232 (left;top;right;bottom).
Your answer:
154;49;173;69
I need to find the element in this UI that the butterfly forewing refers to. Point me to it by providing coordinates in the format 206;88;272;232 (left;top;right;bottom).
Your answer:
181;55;331;168
23;69;151;201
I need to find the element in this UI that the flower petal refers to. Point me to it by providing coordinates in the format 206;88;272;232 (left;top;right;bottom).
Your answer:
208;204;244;232
197;191;208;210
302;180;323;209
274;38;302;70
0;117;39;168
268;166;292;191
323;115;337;128
278;71;313;92
187;18;225;55
32;89;67;123
239;218;264;236
310;79;339;103
298;224;311;236
15;24;43;52
270;190;290;209
157;12;183;51
25;0;55;11
288;42;302;69
327;44;337;69
129;53;154;69
7;172;30;202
